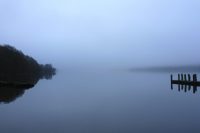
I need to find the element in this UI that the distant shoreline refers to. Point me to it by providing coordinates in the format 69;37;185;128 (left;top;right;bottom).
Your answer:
129;65;200;72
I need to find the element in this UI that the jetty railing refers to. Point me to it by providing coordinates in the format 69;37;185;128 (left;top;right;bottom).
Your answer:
170;74;200;93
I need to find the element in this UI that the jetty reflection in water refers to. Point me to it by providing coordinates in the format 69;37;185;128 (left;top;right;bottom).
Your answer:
170;74;200;93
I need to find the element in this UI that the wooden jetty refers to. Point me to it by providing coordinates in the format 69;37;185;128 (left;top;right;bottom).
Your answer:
171;74;200;93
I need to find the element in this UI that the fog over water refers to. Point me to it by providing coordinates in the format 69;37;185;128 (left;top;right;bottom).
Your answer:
1;1;200;133
0;0;200;69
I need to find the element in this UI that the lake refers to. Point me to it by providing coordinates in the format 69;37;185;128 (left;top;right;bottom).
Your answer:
0;69;200;133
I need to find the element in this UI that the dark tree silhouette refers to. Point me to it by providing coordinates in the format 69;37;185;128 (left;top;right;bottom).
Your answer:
0;44;56;104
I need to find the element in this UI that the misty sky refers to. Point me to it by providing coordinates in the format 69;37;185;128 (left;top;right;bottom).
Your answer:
0;0;200;68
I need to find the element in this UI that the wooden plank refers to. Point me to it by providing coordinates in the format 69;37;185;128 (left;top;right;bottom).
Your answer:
171;80;200;86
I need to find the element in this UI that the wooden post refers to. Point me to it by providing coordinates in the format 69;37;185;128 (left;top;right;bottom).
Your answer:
184;74;187;81
171;75;173;89
193;74;197;82
188;74;191;81
178;74;180;81
181;74;184;81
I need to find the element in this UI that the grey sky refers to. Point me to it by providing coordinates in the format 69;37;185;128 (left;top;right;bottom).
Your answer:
0;0;200;68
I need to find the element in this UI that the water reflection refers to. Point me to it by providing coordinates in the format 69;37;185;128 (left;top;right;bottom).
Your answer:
170;74;200;93
0;83;34;104
0;45;56;104
0;73;55;104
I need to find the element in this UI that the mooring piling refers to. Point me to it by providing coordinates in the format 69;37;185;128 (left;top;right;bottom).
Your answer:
188;74;191;81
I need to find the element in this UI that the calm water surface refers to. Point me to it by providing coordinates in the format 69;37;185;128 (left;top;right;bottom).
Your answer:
0;69;200;133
